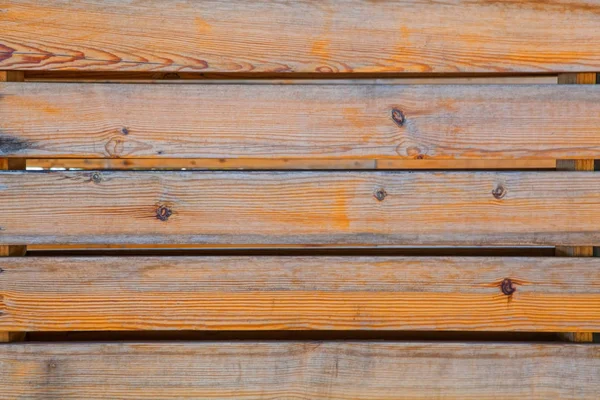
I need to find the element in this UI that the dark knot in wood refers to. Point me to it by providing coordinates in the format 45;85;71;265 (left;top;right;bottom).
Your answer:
391;108;406;127
91;172;103;184
156;205;173;221
492;184;506;199
501;278;516;296
374;188;388;201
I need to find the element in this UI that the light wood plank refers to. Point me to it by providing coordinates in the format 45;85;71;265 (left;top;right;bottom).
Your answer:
2;1;600;73
1;256;600;332
2;171;600;246
2;83;600;160
1;342;599;399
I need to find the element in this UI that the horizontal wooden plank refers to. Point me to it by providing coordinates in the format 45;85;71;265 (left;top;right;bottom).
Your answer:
1;171;600;246
1;342;599;399
2;256;600;332
1;1;600;73
25;158;557;170
2;83;600;160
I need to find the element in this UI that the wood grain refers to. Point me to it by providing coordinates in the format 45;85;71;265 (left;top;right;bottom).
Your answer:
1;342;599;399
2;1;600;73
2;83;600;160
2;171;600;246
2;256;600;332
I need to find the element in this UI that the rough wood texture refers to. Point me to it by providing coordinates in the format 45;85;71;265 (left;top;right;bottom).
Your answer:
1;171;600;246
1;342;599;399
2;256;600;332
2;83;600;160
2;1;600;73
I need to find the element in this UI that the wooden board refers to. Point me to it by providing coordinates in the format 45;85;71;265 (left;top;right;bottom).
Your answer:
2;1;600;73
2;256;600;332
1;171;600;246
1;342;599;399
2;83;600;160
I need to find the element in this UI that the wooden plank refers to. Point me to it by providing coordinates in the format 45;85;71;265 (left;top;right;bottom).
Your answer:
1;342;599;399
2;171;600;246
2;256;600;332
25;158;556;171
2;83;600;160
2;1;600;73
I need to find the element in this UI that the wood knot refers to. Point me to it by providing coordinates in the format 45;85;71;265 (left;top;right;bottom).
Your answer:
91;172;103;184
156;205;172;221
121;127;129;135
492;184;506;199
501;278;516;295
374;188;387;201
391;108;406;127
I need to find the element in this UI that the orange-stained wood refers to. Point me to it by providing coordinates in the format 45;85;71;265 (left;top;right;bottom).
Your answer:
2;83;600;160
1;171;600;246
1;1;600;73
1;342;599;399
2;256;600;332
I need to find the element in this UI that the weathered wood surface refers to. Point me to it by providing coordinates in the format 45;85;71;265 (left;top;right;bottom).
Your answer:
2;1;600;73
2;171;600;246
2;256;600;332
1;342;599;399
1;83;600;159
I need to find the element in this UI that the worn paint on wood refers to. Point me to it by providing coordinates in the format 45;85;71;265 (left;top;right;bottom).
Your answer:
1;1;600;73
1;342;599;399
1;83;600;159
1;256;600;332
1;171;600;246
